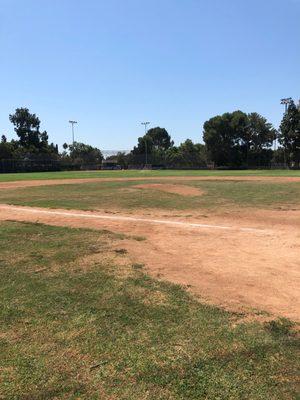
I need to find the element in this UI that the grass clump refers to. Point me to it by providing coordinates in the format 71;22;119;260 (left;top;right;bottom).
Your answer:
265;318;296;337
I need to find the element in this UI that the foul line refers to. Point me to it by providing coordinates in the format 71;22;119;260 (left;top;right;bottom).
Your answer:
0;205;270;234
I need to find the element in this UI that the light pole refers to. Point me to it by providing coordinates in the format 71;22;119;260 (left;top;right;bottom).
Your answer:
280;98;292;167
141;121;150;165
69;120;77;146
280;98;293;114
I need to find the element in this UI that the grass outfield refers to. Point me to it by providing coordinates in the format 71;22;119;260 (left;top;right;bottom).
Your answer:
1;179;300;211
0;221;299;399
1;168;300;182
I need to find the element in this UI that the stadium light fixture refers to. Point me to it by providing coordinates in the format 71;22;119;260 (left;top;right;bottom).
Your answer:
141;122;150;165
69;120;78;146
280;98;293;113
279;98;293;164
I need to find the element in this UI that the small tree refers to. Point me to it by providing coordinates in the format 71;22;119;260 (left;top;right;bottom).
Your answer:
68;142;103;164
166;140;206;168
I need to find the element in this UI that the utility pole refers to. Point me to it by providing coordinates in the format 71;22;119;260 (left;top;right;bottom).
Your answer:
69;120;77;146
280;98;292;167
141;122;150;165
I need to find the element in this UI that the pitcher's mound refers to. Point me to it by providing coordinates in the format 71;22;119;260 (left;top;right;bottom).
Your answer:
133;183;204;196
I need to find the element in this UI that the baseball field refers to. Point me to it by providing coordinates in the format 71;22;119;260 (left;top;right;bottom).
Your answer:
0;170;299;399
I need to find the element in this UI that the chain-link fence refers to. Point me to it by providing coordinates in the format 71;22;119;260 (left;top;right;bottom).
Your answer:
0;158;103;173
0;158;292;174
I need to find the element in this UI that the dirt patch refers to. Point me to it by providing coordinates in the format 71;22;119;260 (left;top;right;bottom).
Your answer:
132;183;204;196
2;175;300;190
0;203;299;322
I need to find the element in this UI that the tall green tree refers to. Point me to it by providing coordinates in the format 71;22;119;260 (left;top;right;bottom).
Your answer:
131;127;173;155
203;111;275;167
146;127;173;151
242;113;276;166
131;135;154;156
279;101;300;167
246;113;276;152
9;108;48;149
129;127;173;165
203;111;249;166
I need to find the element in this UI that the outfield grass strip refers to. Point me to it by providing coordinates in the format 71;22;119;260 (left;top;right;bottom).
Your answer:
1;205;270;234
1;169;300;182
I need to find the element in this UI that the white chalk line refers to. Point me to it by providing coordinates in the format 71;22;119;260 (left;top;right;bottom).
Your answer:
0;205;270;235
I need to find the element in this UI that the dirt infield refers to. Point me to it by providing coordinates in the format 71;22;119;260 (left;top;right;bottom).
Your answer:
1;203;299;321
1;174;300;190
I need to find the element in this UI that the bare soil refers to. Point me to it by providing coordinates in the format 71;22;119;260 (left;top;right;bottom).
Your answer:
1;203;299;321
132;183;204;196
1;175;300;190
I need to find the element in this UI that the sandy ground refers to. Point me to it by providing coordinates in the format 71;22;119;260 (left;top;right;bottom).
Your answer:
0;203;299;321
1;174;300;190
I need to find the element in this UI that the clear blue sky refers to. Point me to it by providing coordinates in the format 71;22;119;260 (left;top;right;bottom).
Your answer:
1;0;299;150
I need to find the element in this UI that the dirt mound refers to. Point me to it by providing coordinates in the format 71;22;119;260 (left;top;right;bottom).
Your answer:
133;183;204;196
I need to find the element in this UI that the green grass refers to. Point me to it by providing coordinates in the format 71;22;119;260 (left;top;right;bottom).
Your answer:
1;179;300;211
1;168;300;182
0;221;299;399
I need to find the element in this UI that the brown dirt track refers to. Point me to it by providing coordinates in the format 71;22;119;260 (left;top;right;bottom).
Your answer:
1;174;300;190
0;194;299;322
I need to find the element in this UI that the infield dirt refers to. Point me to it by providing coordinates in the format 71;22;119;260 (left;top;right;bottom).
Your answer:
1;174;300;190
0;197;299;321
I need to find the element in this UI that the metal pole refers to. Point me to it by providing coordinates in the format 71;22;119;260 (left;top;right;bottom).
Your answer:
141;122;150;166
280;98;292;168
69;120;77;146
144;123;147;165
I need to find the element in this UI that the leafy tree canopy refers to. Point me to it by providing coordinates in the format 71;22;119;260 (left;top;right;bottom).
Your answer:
131;127;173;156
166;139;206;168
246;113;276;151
67;142;103;164
9;108;49;150
203;111;276;166
146;127;173;151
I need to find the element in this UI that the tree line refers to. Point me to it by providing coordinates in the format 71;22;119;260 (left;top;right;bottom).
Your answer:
1;101;300;172
0;108;104;170
115;100;300;169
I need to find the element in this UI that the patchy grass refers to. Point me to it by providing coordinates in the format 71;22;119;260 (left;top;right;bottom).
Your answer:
1;169;300;182
1;179;300;212
0;221;299;399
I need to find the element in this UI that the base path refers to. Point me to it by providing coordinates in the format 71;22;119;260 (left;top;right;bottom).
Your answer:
0;204;299;321
1;174;300;190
